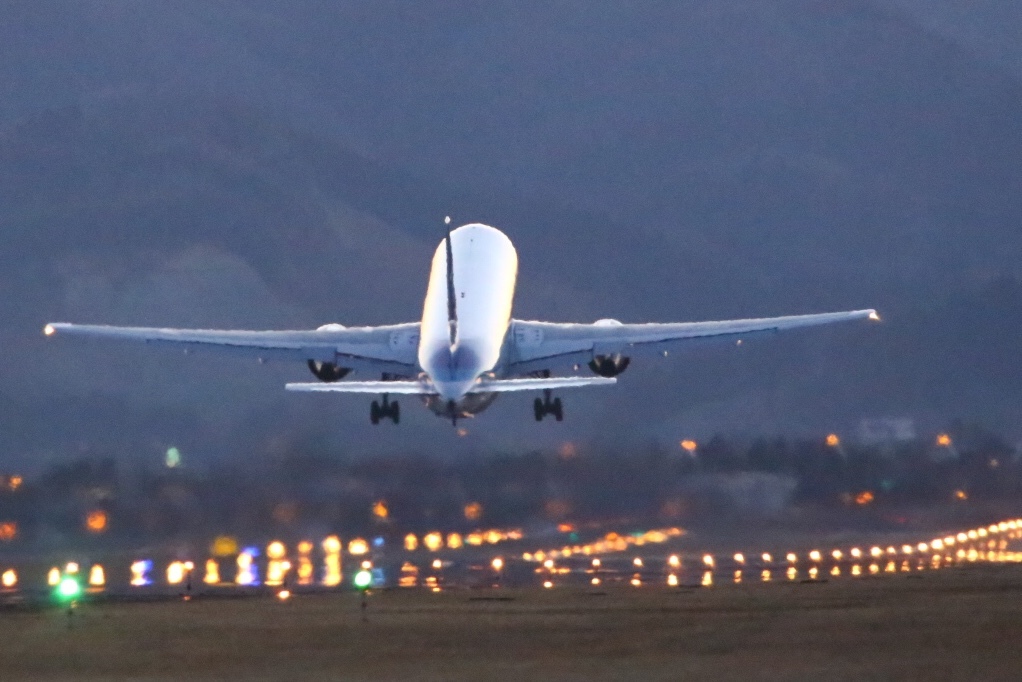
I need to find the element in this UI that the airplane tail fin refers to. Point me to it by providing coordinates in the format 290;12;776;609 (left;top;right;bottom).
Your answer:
444;216;457;345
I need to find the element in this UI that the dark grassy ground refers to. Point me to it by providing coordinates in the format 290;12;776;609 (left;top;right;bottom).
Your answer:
1;565;1022;680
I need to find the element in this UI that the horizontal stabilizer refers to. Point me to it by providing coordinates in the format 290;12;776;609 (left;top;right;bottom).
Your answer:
470;376;616;393
286;381;434;394
286;375;616;395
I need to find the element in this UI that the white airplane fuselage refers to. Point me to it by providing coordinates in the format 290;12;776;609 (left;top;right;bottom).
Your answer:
417;224;518;418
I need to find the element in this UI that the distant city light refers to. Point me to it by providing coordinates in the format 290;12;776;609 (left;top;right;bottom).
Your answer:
1;570;15;588
165;447;181;468
463;502;483;522
404;534;418;551
0;522;17;542
423;532;443;552
322;535;342;554
348;538;369;555
371;500;388;520
211;535;239;557
826;434;840;447
680;440;697;453
491;557;504;571
936;433;952;447
48;567;61;586
85;510;108;534
7;475;21;491
267;541;286;560
447;533;463;549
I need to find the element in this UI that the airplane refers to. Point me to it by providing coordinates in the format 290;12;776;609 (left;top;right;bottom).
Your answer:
44;222;878;424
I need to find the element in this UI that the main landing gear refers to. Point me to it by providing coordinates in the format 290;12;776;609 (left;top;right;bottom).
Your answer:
533;389;563;422
370;395;400;425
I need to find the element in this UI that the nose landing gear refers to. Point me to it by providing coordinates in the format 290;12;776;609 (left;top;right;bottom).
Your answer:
370;395;400;424
533;389;563;422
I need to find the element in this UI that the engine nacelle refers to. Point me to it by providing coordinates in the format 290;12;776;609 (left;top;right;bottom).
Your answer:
588;353;631;378
307;360;351;382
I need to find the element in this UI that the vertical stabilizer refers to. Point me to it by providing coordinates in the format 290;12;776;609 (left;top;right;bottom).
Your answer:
444;217;458;345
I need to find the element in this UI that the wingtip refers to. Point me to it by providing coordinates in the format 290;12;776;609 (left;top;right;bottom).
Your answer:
868;310;881;322
43;323;57;337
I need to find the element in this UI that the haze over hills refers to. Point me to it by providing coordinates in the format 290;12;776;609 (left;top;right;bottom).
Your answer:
1;1;1021;469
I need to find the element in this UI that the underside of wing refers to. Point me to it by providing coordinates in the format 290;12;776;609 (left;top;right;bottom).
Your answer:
43;322;421;371
509;309;878;370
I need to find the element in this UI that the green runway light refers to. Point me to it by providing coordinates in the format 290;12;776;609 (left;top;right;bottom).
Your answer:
353;570;372;590
57;577;81;599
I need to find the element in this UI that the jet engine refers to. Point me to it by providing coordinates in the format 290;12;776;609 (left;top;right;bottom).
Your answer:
306;323;351;382
307;360;351;382
588;353;630;378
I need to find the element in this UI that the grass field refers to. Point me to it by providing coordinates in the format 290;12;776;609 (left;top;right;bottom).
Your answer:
2;565;1022;680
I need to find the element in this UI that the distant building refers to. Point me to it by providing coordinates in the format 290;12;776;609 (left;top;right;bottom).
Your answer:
857;418;916;445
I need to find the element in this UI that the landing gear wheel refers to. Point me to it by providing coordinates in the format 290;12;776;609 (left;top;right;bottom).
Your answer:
370;401;381;425
533;393;564;422
391;401;400;424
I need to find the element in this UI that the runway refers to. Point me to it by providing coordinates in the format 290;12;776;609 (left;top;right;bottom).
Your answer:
1;563;1022;680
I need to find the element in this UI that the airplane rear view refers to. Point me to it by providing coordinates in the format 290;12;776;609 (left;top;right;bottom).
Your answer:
44;223;879;424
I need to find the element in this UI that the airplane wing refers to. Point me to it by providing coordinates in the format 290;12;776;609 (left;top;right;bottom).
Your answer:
509;309;879;372
42;322;421;371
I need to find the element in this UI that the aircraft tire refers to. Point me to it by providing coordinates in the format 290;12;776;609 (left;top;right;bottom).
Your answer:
553;398;563;422
370;401;380;425
533;398;544;421
392;401;400;424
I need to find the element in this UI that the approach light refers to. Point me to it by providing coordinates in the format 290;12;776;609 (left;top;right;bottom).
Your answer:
353;569;373;590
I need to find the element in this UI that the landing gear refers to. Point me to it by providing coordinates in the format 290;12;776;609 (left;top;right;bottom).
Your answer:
533;389;563;422
370;395;400;425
